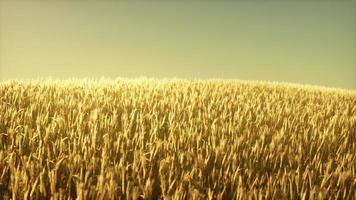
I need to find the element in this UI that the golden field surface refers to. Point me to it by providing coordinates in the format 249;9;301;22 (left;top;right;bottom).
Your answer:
0;79;355;200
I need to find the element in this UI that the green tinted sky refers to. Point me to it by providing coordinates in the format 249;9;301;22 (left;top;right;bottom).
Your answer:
0;0;355;89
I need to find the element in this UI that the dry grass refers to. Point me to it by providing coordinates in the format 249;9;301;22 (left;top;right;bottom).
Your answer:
0;78;355;199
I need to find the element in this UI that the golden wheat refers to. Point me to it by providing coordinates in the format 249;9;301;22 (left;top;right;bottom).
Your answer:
0;78;355;199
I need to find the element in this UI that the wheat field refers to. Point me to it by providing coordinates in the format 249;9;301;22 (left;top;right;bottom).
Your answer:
0;79;355;199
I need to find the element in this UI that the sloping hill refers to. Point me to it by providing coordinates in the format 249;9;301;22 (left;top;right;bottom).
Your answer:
0;79;355;199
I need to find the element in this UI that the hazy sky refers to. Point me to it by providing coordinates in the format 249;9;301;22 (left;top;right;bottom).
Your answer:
0;0;355;89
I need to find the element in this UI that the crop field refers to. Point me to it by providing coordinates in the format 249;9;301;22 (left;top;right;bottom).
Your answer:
0;79;355;199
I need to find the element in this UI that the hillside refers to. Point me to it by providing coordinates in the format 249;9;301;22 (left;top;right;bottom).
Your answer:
0;79;355;199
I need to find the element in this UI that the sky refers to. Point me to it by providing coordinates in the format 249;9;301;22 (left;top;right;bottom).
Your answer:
0;0;355;89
